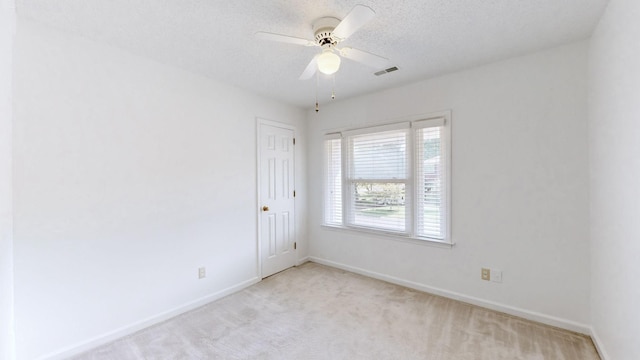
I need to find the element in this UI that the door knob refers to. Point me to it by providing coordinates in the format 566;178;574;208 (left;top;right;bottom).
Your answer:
262;206;269;212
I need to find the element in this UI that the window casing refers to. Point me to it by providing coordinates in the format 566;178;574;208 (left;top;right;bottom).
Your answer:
323;113;451;243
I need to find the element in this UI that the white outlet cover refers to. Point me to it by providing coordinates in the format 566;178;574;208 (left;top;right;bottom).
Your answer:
490;269;502;283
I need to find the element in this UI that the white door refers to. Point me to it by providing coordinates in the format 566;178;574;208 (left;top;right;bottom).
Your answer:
258;121;296;278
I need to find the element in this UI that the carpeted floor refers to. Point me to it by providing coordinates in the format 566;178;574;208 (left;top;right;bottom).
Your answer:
72;262;600;359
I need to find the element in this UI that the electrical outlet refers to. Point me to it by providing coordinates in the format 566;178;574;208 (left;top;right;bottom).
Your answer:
491;269;502;283
198;267;206;279
481;268;490;281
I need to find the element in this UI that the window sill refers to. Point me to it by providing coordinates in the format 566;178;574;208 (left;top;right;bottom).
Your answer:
320;224;455;249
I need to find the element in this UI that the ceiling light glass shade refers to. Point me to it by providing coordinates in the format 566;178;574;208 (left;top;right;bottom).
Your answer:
317;49;341;75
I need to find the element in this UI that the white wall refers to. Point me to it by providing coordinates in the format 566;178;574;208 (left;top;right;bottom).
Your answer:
307;42;591;331
12;20;306;359
0;1;15;359
589;0;640;359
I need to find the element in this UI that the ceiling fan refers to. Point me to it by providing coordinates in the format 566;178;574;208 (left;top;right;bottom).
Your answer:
255;5;389;80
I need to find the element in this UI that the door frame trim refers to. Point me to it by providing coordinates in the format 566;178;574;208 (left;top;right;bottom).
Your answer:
256;118;297;279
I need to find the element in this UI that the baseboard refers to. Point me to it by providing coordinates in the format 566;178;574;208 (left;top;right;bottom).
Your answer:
296;256;310;266
309;257;591;335
38;259;597;359
40;277;261;360
589;326;609;360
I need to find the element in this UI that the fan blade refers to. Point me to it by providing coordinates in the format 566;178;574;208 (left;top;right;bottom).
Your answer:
333;5;376;40
255;32;316;47
299;55;319;80
339;47;389;69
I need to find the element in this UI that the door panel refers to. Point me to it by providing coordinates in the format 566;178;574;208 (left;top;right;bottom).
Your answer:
259;122;296;277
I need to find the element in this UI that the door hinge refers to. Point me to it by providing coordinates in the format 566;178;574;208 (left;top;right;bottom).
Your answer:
294;242;297;250
293;190;296;197
293;138;296;145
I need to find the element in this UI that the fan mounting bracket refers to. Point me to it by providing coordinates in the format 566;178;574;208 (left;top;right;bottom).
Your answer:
312;17;340;47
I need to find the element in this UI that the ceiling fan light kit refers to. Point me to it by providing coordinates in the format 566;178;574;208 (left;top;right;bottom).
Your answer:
255;4;389;108
313;17;342;75
317;49;341;75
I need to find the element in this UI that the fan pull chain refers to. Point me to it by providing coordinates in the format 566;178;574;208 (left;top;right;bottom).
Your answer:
315;71;320;112
331;75;336;100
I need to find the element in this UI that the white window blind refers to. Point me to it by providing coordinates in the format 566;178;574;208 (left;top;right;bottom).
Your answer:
347;130;408;232
324;137;342;225
322;112;451;243
415;126;446;239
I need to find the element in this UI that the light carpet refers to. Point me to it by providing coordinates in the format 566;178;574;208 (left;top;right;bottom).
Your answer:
71;262;599;359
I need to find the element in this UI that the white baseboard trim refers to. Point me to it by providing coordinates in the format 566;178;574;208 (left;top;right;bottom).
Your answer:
589;326;609;360
309;257;591;335
296;256;310;266
40;277;261;360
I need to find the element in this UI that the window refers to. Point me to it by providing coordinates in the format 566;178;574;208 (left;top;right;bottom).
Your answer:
324;134;342;226
323;112;451;243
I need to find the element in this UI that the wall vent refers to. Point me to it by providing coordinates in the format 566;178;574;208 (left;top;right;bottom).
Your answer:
374;66;399;76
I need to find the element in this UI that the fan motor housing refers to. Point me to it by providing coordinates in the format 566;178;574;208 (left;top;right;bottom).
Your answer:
313;17;340;47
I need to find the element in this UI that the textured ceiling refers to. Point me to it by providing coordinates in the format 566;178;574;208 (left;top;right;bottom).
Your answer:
16;0;609;109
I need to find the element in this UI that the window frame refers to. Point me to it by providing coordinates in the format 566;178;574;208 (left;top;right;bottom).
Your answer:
344;124;412;234
322;111;452;246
